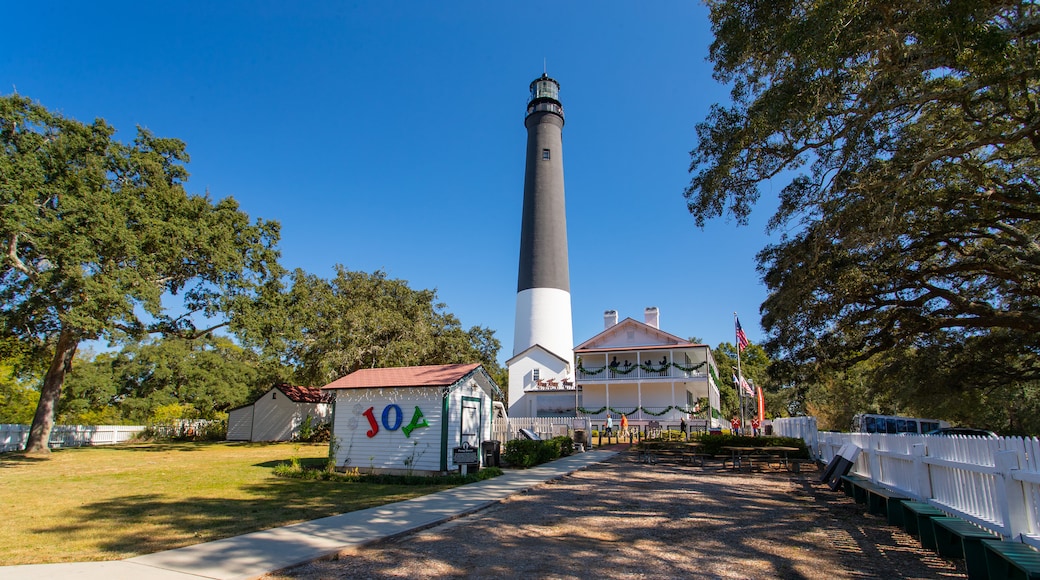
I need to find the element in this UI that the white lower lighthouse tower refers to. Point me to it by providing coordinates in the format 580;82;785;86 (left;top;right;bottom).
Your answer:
507;74;575;418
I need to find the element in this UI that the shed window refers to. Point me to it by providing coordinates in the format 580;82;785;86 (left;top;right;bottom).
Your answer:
542;148;550;160
272;392;277;399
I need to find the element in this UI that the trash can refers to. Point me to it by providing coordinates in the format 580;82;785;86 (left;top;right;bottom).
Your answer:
481;440;501;467
573;429;587;447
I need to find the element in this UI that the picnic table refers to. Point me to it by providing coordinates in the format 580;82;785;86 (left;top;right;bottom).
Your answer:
762;446;800;469
722;446;756;469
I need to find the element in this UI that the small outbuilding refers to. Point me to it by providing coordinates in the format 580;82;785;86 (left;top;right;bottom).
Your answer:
226;384;332;442
322;363;502;476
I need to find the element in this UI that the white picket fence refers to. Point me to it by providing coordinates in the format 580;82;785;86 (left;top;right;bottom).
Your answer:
0;424;146;452
491;416;593;445
771;416;820;458
813;430;1040;548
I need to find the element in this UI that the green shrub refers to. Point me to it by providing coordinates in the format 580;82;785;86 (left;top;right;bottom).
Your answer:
503;436;573;468
272;460;503;484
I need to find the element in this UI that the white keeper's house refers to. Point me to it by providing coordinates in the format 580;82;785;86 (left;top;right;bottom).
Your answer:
508;308;722;432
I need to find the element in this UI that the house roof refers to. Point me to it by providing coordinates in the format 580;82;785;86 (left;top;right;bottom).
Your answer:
276;384;330;403
574;317;702;353
322;363;483;390
505;344;571;367
227;384;329;411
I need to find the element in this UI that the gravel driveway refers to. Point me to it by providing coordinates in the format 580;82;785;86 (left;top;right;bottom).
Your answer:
266;449;968;579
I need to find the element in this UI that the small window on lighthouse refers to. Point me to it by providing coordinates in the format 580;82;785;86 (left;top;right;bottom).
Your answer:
542;148;550;160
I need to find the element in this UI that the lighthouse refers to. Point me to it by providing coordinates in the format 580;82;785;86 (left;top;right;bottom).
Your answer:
507;74;575;417
514;73;573;362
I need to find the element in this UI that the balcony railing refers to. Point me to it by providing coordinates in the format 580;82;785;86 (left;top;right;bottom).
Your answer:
523;379;577;392
576;365;707;382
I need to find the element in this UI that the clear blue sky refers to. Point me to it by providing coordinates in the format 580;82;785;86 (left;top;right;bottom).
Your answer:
2;1;780;363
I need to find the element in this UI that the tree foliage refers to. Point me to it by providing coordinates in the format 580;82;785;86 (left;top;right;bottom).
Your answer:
236;266;504;388
62;336;262;423
712;341;773;419
1;95;280;451
688;1;1040;427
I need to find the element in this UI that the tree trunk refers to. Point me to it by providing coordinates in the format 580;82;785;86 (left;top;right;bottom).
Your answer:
24;330;79;454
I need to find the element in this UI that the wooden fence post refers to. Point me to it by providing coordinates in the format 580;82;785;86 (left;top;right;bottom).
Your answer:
868;434;883;483
911;442;931;500
995;450;1030;540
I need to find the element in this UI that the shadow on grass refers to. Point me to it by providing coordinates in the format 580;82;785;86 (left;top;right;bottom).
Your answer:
253;456;329;469
31;474;454;558
0;453;50;468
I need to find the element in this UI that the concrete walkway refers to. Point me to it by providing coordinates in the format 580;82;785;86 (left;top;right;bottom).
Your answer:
1;449;618;580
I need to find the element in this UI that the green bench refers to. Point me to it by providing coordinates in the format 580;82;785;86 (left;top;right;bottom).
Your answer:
901;501;948;549
860;482;910;525
839;474;871;502
981;539;1040;580
838;474;910;526
931;517;999;579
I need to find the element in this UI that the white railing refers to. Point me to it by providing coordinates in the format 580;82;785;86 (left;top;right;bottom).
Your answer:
1;424;146;452
576;366;707;381
814;430;1040;547
493;416;593;444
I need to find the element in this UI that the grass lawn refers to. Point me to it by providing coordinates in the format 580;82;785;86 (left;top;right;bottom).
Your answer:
0;441;456;565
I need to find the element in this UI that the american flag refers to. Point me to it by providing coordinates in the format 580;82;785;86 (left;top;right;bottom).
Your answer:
735;317;750;352
732;373;754;397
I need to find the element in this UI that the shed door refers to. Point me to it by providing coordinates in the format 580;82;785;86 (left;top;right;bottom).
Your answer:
460;397;481;448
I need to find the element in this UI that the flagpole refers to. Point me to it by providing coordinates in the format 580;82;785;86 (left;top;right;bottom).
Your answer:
735;312;745;435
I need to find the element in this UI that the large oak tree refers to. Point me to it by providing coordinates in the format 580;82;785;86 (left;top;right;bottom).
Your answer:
236;266;505;389
1;95;280;452
686;1;1040;412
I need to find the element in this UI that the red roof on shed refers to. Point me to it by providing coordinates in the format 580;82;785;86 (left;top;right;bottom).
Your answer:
322;363;482;390
276;384;329;403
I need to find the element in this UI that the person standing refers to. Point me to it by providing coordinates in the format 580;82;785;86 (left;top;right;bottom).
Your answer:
606;414;614;439
620;414;629;441
680;417;687;440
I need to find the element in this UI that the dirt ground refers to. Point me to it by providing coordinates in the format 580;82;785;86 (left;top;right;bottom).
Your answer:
265;449;968;580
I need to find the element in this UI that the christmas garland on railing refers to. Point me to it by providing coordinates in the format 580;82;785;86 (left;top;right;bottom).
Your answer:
575;405;710;417
577;363;606;376
640;362;670;373
610;365;638;375
672;360;707;373
577;360;707;375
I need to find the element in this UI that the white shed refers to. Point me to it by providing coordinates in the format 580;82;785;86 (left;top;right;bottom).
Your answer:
322;363;502;476
226;384;332;442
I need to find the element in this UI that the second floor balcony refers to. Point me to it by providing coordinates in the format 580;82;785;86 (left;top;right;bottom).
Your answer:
576;361;709;382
